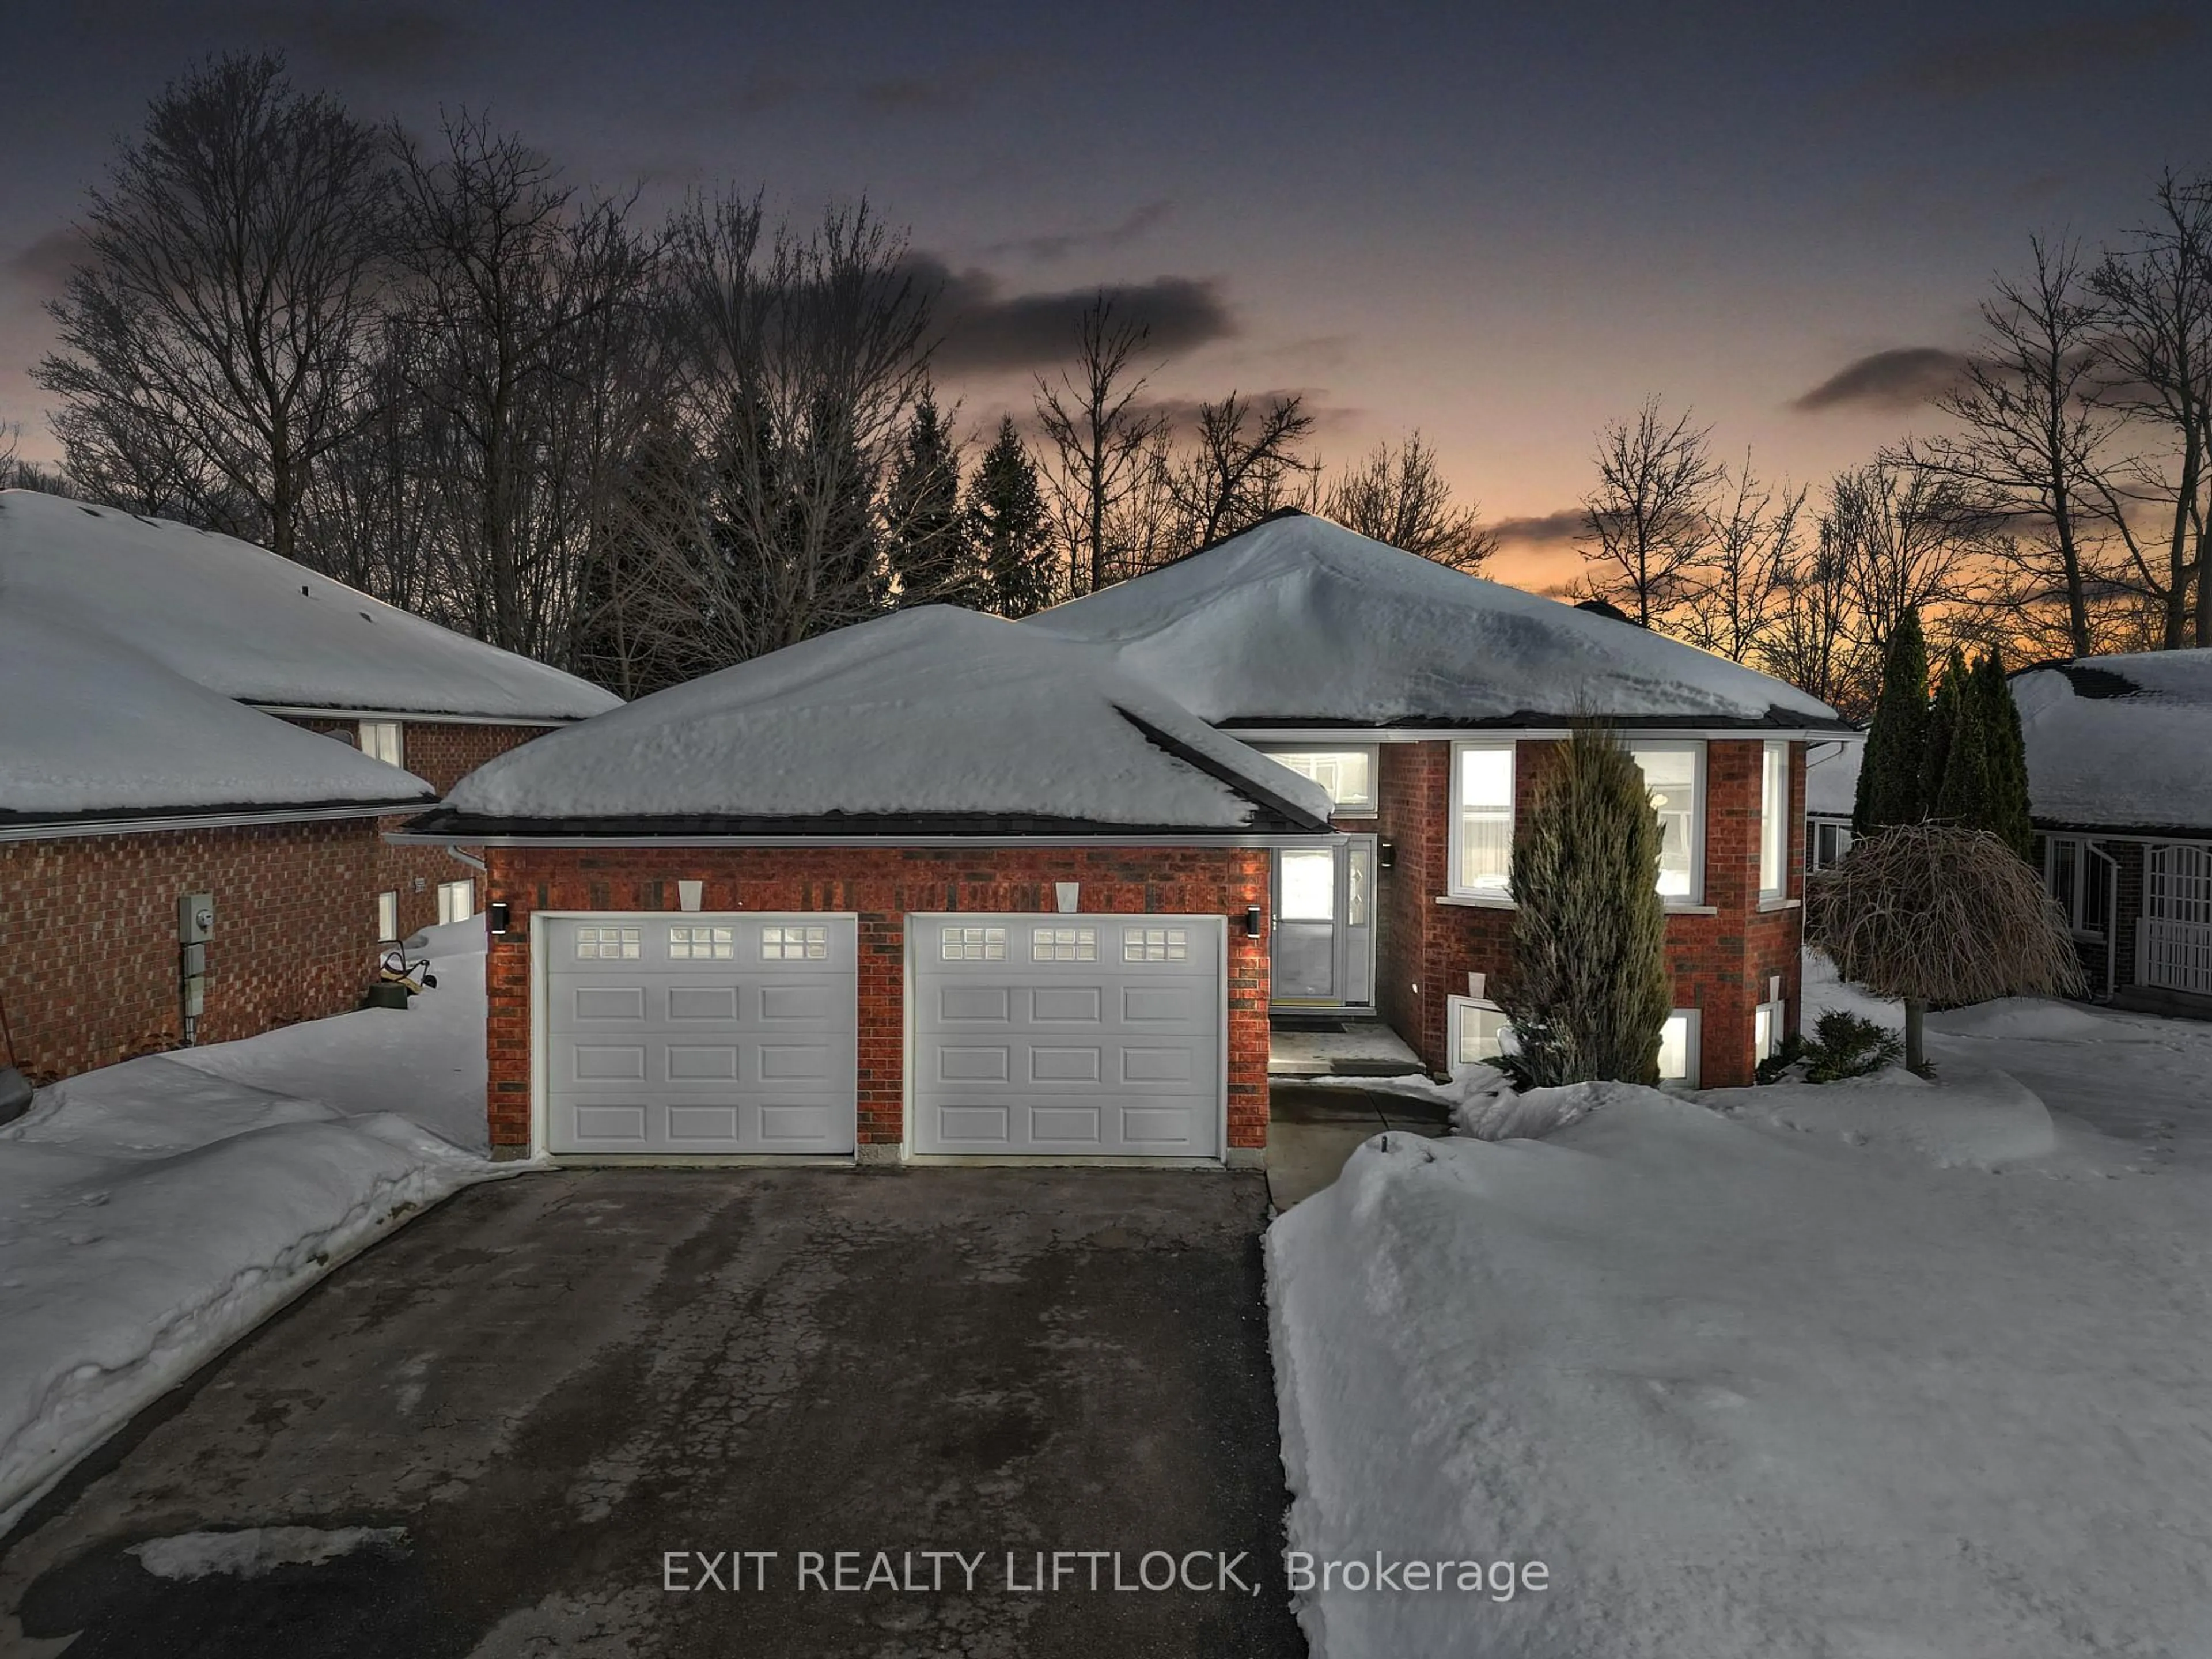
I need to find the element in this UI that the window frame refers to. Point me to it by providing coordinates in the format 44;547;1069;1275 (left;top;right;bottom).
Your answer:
1753;998;1786;1065
437;878;475;926
1628;741;1707;906
1758;741;1789;900
1448;741;1518;899
1254;745;1379;813
376;890;400;944
2045;835;2111;941
358;719;404;769
1446;994;1514;1070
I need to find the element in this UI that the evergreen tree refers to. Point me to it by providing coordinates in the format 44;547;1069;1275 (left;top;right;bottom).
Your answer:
1498;725;1672;1086
1934;660;1993;827
964;416;1057;618
1975;650;2035;859
1919;648;1968;809
882;391;971;606
1854;607;1931;836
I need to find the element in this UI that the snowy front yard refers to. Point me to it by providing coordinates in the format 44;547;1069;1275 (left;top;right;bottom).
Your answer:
0;920;510;1533
1268;964;2212;1658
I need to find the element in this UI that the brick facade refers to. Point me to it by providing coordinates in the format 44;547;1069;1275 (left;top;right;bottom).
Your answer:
287;718;558;940
0;820;382;1080
1372;736;1806;1088
482;843;1275;1155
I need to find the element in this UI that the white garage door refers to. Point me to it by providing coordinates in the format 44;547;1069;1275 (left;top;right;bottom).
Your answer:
911;914;1223;1158
544;914;856;1154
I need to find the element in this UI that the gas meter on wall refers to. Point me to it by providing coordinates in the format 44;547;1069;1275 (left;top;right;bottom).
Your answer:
178;893;213;1041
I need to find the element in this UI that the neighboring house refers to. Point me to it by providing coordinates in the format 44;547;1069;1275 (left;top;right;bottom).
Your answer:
2012;650;2212;1012
0;489;618;1078
1804;734;1864;871
406;510;1848;1166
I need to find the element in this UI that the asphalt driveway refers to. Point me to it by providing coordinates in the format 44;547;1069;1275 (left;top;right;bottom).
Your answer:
0;1169;1304;1658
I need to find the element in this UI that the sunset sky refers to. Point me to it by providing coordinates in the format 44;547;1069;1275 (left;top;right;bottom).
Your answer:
2;1;2207;590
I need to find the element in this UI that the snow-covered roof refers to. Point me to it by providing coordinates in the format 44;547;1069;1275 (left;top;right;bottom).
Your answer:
1024;510;1847;729
0;611;434;825
429;606;1335;834
2012;650;2212;833
1805;735;1864;819
0;490;619;721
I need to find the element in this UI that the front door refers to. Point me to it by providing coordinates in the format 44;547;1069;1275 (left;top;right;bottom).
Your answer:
1271;838;1377;1009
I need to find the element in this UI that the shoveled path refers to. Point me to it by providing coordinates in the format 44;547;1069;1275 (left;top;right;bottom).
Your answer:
0;1168;1304;1658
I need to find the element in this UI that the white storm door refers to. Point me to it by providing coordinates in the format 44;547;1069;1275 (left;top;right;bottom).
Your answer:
911;915;1224;1158
1272;849;1338;1002
544;914;857;1154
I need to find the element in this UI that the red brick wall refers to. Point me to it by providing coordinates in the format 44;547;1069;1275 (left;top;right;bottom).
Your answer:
482;844;1274;1154
290;718;559;939
1374;736;1806;1088
0;820;382;1080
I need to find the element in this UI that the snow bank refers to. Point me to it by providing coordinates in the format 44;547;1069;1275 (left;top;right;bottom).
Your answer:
1029;510;1843;728
0;488;617;720
0;610;433;818
445;605;1334;829
131;1525;410;1581
1268;1084;2212;1657
1712;1065;2059;1168
0;922;510;1533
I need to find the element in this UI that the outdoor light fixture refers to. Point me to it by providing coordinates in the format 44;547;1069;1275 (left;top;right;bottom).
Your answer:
487;902;512;936
1378;840;1396;869
1245;905;1264;938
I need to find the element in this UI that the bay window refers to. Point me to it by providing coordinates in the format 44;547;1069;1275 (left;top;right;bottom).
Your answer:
1759;741;1789;899
1451;743;1516;896
1628;743;1704;902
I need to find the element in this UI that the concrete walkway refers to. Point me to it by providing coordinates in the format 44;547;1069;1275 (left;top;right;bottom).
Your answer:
1264;1083;1451;1211
1;1169;1305;1659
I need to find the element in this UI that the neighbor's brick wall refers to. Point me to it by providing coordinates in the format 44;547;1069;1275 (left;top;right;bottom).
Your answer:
0;820;381;1080
290;718;558;939
1375;737;1806;1088
482;844;1274;1153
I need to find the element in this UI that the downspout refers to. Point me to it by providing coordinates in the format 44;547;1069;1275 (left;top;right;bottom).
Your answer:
443;845;488;873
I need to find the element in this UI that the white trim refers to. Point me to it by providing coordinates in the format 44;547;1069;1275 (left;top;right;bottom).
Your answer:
252;704;577;728
1758;740;1789;900
1446;993;1512;1069
1448;740;1517;900
2;800;430;842
1437;893;1517;909
1660;1007;1701;1087
2032;827;2212;846
388;831;1336;849
1756;897;1802;913
1222;725;1849;743
524;908;862;1161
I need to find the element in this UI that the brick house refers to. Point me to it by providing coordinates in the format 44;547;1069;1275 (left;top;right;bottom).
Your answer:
2014;651;2212;1015
407;512;1847;1165
0;489;616;1079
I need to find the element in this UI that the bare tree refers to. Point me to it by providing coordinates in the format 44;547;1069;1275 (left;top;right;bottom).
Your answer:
1170;391;1318;548
1898;237;2115;657
1825;460;1990;671
35;53;392;563
1577;397;1724;626
1760;513;1868;717
389;113;661;660
2088;171;2212;647
624;193;933;667
1676;452;1804;664
1035;294;1169;596
1321;431;1498;571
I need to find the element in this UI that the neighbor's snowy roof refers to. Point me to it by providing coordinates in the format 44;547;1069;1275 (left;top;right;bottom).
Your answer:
1805;734;1864;819
0;610;434;823
0;490;619;721
1025;510;1847;729
2012;650;2212;832
433;606;1335;832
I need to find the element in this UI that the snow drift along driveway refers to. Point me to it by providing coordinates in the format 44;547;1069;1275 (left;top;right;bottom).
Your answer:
0;922;512;1535
1268;1081;2212;1659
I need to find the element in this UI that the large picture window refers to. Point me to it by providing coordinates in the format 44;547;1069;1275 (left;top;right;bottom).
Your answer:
1629;743;1704;902
1452;744;1515;896
1258;747;1377;812
1759;742;1789;899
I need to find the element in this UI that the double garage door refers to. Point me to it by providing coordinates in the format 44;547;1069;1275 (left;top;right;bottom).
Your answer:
543;913;1222;1159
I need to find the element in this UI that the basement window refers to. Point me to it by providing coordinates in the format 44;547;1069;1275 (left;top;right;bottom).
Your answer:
1448;995;1513;1067
1658;1009;1700;1086
1754;999;1786;1065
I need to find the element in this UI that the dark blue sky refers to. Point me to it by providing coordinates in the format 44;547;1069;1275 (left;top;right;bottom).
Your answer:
3;1;2206;585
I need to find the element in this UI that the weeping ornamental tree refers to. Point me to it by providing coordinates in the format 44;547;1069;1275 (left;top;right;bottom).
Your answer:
1808;824;2084;1071
1498;725;1672;1086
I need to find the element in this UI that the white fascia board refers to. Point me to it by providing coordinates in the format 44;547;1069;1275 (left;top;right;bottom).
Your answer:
382;831;1342;850
249;704;575;728
1223;725;1844;743
0;800;431;843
